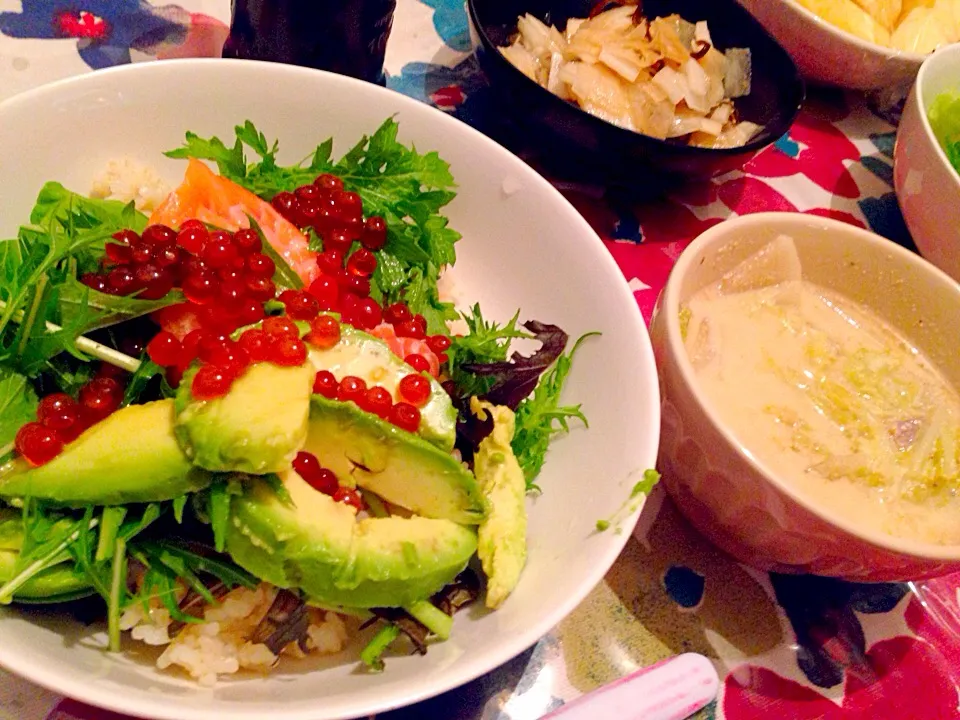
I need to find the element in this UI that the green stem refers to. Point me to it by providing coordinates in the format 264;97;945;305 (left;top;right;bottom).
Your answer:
360;623;401;672
405;600;453;640
108;537;126;652
0;457;30;486
69;330;140;372
95;507;127;563
0;300;141;373
15;275;48;359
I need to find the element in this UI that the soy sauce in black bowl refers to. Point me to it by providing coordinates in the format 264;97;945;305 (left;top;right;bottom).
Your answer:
468;0;805;189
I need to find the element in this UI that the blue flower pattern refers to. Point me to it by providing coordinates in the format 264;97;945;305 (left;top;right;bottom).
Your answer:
774;133;801;158
0;0;186;69
770;574;910;689
858;131;915;250
387;0;481;119
419;0;472;52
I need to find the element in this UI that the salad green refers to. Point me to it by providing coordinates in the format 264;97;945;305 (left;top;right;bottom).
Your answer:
929;91;960;174
0;118;600;680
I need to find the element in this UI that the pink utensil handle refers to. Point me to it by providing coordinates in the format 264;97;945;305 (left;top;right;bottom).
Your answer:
542;653;719;720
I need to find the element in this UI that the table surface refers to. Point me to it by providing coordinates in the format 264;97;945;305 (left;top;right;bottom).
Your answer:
3;1;960;719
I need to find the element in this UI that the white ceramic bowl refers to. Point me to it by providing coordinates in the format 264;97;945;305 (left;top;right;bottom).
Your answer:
895;44;960;282
651;212;960;582
0;60;660;720
736;0;925;91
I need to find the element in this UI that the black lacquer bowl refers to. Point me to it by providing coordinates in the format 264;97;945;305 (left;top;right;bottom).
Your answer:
468;0;805;187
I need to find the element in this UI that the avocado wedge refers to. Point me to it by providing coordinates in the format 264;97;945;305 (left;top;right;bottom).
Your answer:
306;396;486;526
225;470;477;608
471;400;527;609
174;361;314;475
306;325;457;452
0;400;211;506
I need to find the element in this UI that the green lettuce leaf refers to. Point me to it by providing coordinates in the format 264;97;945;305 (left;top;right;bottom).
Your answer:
0;367;38;449
929;92;960;173
28;182;147;274
58;277;184;330
0;184;171;377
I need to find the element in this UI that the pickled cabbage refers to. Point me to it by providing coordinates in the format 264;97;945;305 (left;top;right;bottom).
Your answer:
499;8;762;148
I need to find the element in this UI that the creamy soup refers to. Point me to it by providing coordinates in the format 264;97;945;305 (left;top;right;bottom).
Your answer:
682;236;960;545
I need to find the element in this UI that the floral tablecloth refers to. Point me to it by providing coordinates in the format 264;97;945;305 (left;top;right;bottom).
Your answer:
2;1;960;718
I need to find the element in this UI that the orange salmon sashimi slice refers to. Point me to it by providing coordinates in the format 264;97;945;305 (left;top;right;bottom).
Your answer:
149;159;320;286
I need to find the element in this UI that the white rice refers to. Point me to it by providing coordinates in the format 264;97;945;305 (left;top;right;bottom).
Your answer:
121;583;351;686
90;157;171;213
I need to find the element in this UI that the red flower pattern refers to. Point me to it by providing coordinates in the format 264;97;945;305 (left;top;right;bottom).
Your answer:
906;583;960;668
803;208;865;228
48;699;132;720
724;636;960;719
55;10;110;39
744;112;861;198
431;84;465;108
717;176;798;214
580;103;885;322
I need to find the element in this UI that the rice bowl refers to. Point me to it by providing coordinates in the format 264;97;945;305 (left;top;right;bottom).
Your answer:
0;59;660;720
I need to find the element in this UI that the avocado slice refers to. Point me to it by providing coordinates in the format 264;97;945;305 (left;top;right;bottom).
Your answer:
175;362;314;474
0;400;211;506
471;400;528;610
0;509;94;603
307;325;457;452
225;470;477;608
306;396;486;525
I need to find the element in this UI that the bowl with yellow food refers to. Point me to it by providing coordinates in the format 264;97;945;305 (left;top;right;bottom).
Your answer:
736;0;958;91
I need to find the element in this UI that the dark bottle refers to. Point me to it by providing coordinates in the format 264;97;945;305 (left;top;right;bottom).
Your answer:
222;0;397;86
